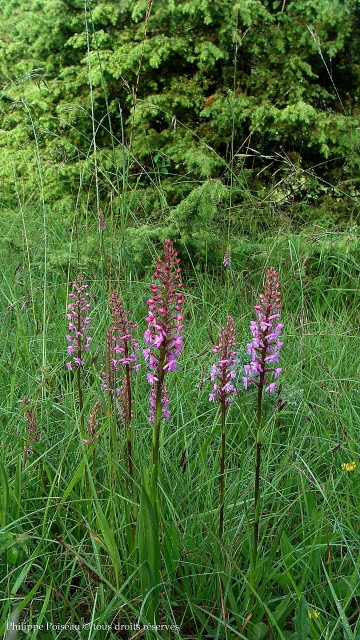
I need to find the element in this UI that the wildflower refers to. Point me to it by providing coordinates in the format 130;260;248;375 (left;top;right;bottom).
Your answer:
23;397;39;444
83;400;100;445
101;330;118;397
144;239;184;422
101;291;139;413
66;275;91;370
98;207;106;231
209;316;237;407
341;461;356;472
100;292;139;500
243;267;283;393
223;248;232;267
308;608;320;620
22;397;39;466
209;315;237;540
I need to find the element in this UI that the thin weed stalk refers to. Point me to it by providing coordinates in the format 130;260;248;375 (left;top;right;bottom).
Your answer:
219;400;226;540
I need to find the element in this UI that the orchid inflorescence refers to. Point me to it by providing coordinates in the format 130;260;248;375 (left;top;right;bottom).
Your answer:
83;400;100;445
223;249;232;267
143;239;184;422
210;315;237;407
23;397;39;466
101;291;139;402
63;256;285;595
243;267;283;393
66;275;91;370
23;397;39;444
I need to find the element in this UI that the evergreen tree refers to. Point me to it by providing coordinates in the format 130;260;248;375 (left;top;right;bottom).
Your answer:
0;0;359;224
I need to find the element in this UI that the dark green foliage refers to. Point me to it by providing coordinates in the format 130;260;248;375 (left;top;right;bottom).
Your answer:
0;0;360;231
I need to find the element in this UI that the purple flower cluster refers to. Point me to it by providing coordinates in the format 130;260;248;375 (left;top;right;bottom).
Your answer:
243;268;283;393
143;239;184;422
66;275;91;370
101;291;139;399
210;316;237;407
98;207;106;232
223;249;232;267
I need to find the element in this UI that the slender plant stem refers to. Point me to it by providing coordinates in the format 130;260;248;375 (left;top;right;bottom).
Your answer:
124;360;137;527
150;345;165;480
124;359;133;480
248;378;264;623
254;380;264;560
150;380;164;487
219;399;226;539
77;367;84;432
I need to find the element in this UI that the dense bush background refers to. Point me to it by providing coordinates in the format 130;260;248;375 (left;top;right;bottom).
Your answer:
1;0;360;238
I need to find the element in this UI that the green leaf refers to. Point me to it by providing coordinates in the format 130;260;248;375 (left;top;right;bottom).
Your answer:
6;546;19;566
323;565;354;640
0;463;9;528
163;520;180;576
138;467;161;625
0;532;14;555
11;456;22;521
294;595;310;640
257;521;285;600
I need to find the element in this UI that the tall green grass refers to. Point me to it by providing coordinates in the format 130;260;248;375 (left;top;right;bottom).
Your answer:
0;227;359;638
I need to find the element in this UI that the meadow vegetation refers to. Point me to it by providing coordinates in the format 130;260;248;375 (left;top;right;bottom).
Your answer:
0;1;360;638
